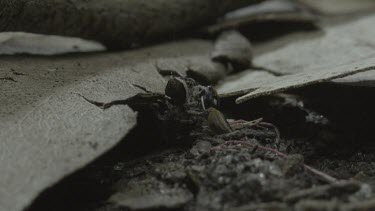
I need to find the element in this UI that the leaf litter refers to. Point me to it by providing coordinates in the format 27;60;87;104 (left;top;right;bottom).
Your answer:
90;11;375;210
5;1;375;211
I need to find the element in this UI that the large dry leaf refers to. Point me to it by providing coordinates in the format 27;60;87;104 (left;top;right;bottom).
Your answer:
254;13;375;86
334;71;375;87
218;14;375;103
253;15;375;75
234;58;375;103
0;32;105;55
0;39;211;211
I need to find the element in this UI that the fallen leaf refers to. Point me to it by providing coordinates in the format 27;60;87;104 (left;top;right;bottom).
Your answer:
334;71;375;87
218;14;375;103
0;39;211;211
298;0;375;15
235;57;375;104
253;15;375;76
0;32;105;55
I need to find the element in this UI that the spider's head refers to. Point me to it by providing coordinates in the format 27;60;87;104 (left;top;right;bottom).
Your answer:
200;86;219;110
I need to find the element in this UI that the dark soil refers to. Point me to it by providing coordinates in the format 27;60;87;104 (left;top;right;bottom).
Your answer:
27;83;375;211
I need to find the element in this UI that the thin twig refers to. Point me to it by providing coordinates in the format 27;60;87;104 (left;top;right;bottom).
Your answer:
211;140;337;183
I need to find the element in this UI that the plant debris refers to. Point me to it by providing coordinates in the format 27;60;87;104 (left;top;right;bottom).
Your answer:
26;69;375;211
4;2;375;211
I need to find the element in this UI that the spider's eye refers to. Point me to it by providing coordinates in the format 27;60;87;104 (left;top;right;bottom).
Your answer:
213;99;218;107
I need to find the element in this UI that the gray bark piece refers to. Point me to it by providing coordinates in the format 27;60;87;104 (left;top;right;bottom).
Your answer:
298;0;375;15
0;32;105;55
0;39;211;211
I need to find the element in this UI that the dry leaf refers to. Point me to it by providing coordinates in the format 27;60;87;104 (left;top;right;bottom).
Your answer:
0;39;211;211
0;32;105;55
218;14;375;103
236;58;375;103
253;14;375;76
298;0;375;15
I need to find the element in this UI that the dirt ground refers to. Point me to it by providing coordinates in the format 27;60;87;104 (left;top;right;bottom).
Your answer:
25;83;375;211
